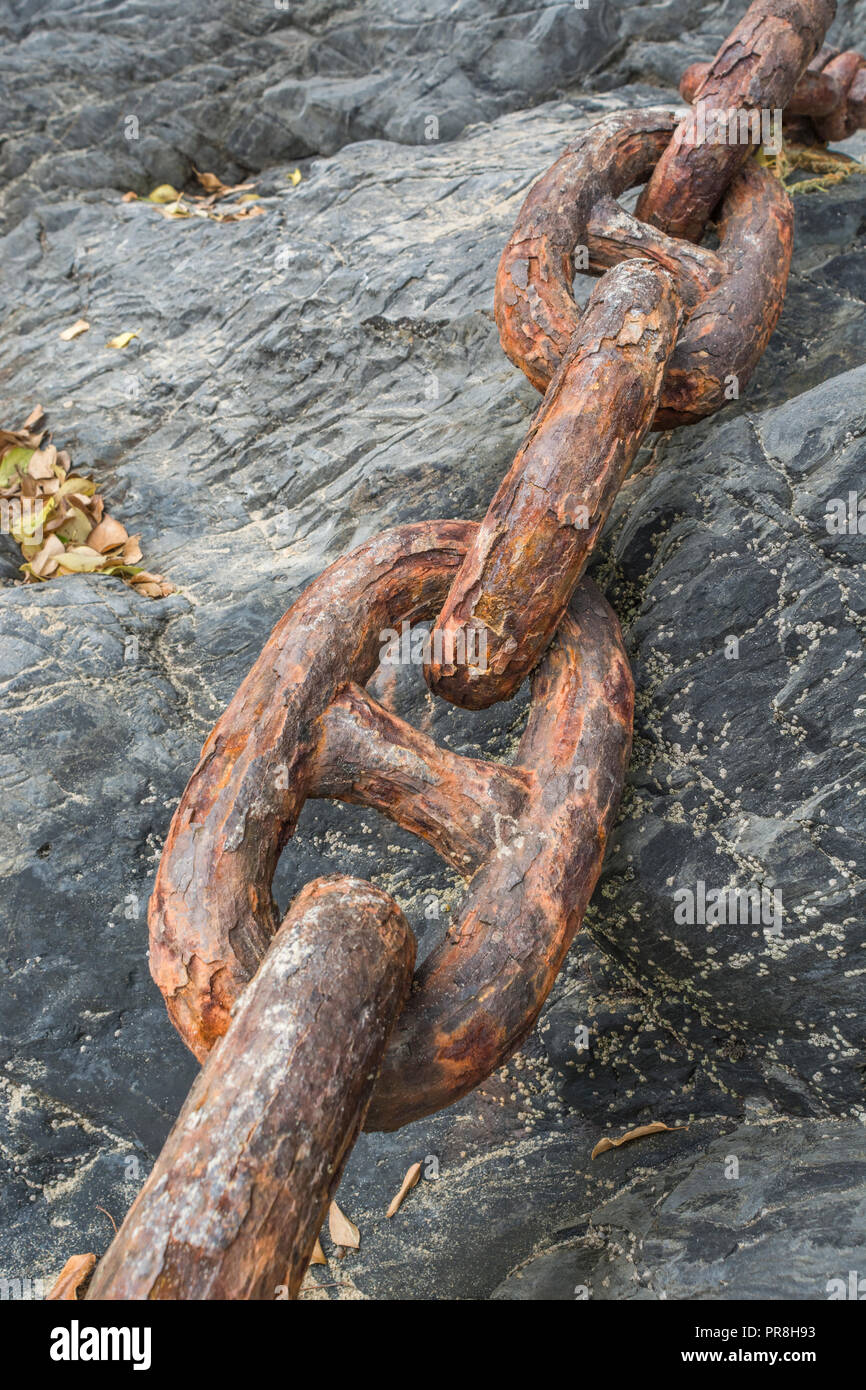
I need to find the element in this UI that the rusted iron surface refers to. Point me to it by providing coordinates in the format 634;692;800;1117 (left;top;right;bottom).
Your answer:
149;520;469;1063
89;877;414;1300
147;521;632;1131
636;0;835;241
495;107;793;428
312;681;532;874
681;43;866;133
588;194;725;310
428;259;680;710
98;0;832;1300
365;576;633;1130
812;49;866;139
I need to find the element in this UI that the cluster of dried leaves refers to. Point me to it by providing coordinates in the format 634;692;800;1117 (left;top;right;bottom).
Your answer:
0;405;173;596
123;167;300;223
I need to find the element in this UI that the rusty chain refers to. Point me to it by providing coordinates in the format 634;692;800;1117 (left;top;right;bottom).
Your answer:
85;0;864;1301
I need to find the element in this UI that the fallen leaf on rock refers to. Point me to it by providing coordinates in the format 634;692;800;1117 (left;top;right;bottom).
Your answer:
0;446;34;487
59;319;90;341
122;534;143;563
28;534;65;578
46;1253;96;1301
328;1199;360;1250
148;184;181;203
22;404;44;430
386;1162;422;1218
122;191;138;202
591;1122;688;1160
28;445;57;479
310;1238;327;1266
215;204;265;222
106;331;138;350
287;168;302;186
87;516;128;553
193;167;229;195
54;544;109;573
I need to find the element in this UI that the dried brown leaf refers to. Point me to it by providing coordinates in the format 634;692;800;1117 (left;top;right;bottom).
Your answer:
193;167;228;194
591;1121;688;1160
386;1161;422;1218
59;319;90;341
328;1199;360;1250
27;445;57;479
87;517;129;553
310;1237;327;1266
28;535;65;578
46;1253;96;1301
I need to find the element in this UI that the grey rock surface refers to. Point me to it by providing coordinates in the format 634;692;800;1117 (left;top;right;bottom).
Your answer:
1;0;865;1301
491;1117;866;1300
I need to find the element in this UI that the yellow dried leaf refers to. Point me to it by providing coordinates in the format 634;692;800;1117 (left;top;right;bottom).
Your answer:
46;1253;96;1301
59;319;90;341
0;446;34;486
310;1238;327;1267
386;1161;422;1218
107;331;138;350
10;497;54;544
288;168;302;186
148;184;181;203
54;545;107;573
591;1121;688;1160
328;1199;360;1249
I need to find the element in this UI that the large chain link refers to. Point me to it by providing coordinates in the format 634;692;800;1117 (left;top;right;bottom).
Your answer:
86;0;863;1301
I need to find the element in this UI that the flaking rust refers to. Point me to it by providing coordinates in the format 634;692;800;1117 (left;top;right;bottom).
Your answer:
147;520;633;1132
89;878;415;1300
428;259;681;710
494;107;793;428
680;43;866;136
636;0;835;240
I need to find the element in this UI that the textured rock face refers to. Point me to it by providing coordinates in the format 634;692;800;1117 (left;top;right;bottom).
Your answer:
491;1118;866;1300
1;0;865;1301
8;0;864;230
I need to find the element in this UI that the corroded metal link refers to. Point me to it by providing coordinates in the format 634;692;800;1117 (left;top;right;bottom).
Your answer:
495;108;793;428
148;521;633;1131
812;49;866;139
636;0;835;241
426;258;680;710
681;44;866;135
89;878;415;1300
365;575;633;1131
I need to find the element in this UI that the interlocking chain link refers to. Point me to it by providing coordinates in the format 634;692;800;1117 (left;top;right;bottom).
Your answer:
87;0;862;1300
